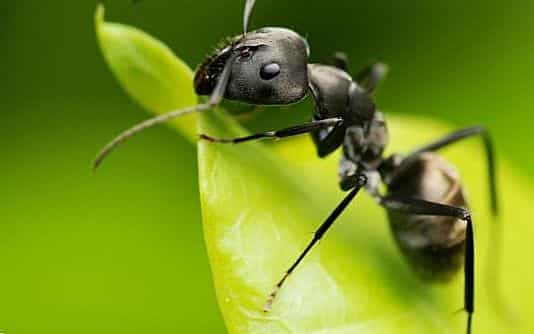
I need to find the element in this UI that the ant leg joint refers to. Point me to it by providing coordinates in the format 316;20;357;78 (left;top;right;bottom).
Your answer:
460;209;471;221
340;173;367;191
356;174;368;186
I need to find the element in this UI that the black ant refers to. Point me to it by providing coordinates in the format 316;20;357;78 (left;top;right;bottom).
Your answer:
94;1;498;333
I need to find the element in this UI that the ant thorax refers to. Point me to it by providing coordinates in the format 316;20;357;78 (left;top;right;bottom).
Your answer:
343;110;388;167
338;110;389;189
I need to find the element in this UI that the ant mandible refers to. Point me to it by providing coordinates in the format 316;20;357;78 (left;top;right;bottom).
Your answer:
94;1;498;333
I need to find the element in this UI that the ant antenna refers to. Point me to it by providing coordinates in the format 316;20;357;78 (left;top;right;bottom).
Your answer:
244;0;256;34
94;0;257;170
93;53;237;171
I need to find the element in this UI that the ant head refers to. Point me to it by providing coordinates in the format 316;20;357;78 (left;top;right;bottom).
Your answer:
194;27;310;105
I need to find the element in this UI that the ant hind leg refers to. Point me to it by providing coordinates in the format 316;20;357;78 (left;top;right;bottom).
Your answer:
379;196;474;334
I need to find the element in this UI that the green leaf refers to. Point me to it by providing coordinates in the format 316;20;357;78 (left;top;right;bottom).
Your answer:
95;4;197;141
197;111;529;334
96;7;534;333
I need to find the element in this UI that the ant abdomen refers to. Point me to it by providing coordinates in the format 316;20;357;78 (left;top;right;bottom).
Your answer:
386;153;469;281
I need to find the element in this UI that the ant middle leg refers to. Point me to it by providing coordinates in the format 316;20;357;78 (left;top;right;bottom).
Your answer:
263;174;367;312
379;196;475;334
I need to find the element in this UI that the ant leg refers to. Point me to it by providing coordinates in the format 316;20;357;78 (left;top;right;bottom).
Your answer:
331;55;388;93
310;117;346;158
379;196;474;334
264;174;367;312
403;126;513;322
332;55;388;94
354;61;389;94
333;52;349;71
200;117;343;144
405;126;497;215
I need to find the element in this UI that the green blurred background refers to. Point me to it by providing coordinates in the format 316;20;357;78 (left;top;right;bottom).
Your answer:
2;1;534;333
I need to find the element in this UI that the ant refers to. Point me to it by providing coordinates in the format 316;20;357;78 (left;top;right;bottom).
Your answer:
94;1;498;333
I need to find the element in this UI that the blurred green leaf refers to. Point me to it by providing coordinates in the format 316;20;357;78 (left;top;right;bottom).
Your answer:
95;4;197;141
96;6;534;333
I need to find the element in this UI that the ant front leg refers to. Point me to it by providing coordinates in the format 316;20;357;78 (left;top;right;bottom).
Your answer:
264;174;367;312
379;196;475;334
200;117;343;144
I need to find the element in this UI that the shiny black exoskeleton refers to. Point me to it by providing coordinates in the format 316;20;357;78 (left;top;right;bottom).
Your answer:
193;26;390;193
95;2;498;333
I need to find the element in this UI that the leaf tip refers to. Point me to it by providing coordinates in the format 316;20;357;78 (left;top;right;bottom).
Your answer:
95;3;105;33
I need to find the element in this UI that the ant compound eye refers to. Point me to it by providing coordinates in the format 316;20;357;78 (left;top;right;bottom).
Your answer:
239;48;253;61
260;63;281;80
